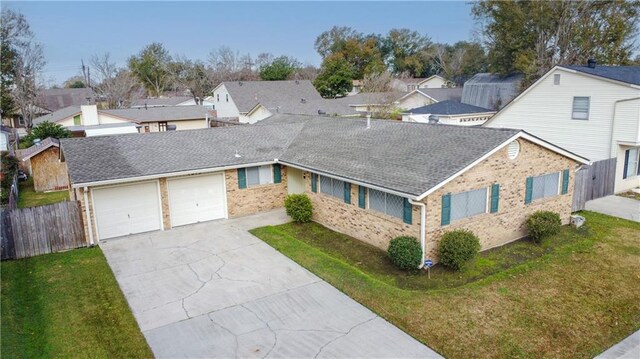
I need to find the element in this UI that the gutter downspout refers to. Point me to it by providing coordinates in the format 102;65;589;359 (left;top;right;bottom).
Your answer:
409;199;426;269
83;187;94;246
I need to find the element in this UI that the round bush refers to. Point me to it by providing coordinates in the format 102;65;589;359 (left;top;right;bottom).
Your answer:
526;211;561;243
284;194;313;223
387;236;422;270
438;229;481;271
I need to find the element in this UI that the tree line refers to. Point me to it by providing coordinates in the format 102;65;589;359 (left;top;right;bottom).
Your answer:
2;1;638;128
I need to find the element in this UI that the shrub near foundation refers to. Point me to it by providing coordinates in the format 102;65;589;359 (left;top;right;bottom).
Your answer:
284;194;313;223
387;236;422;270
527;211;562;243
438;229;481;270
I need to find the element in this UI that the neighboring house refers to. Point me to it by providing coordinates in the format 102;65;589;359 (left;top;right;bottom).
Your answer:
1;125;16;152
462;73;523;110
18;138;68;192
36;88;96;112
484;62;640;193
391;75;448;92
403;100;496;126
2;104;51;131
61;114;587;266
395;88;463;110
211;80;360;123
131;96;215;110
32;104;214;134
335;92;406;114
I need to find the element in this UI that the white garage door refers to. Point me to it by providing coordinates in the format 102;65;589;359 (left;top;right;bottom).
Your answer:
92;181;162;240
168;173;226;227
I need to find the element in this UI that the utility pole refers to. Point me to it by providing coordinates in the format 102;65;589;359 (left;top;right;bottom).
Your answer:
81;59;88;86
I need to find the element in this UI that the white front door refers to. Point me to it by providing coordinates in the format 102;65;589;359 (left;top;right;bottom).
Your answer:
287;167;305;194
92;181;162;240
168;173;227;227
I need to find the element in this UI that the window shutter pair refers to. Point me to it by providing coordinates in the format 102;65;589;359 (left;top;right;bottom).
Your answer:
311;173;317;192
273;165;282;184
344;183;351;204
524;177;533;204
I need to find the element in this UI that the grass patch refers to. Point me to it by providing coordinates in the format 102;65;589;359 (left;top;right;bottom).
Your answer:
17;178;69;208
1;247;152;358
251;211;640;358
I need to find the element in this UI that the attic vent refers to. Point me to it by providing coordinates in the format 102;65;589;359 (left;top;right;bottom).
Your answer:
507;140;520;159
553;74;561;85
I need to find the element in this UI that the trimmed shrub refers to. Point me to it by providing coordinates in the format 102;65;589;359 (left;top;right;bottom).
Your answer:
438;229;481;270
284;194;313;223
387;236;422;270
526;211;561;243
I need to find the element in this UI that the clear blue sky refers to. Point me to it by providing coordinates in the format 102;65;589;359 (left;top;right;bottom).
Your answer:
5;1;477;86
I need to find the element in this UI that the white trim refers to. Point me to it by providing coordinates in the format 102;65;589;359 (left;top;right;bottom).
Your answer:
416;132;590;201
395;89;437;104
72;161;276;188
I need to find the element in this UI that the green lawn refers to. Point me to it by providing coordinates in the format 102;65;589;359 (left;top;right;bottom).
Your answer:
251;211;640;358
17;178;69;208
1;247;152;358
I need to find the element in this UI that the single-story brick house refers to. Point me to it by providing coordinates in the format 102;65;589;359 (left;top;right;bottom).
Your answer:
60;115;589;263
19;137;69;192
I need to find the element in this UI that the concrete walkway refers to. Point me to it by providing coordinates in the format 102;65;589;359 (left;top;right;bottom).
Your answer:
585;195;640;222
595;330;639;359
101;210;441;358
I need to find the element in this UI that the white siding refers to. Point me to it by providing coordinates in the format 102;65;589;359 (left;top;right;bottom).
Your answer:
243;105;272;124
396;92;436;110
615;145;640;192
211;84;241;118
613;98;640;148
486;68;640;162
418;76;446;89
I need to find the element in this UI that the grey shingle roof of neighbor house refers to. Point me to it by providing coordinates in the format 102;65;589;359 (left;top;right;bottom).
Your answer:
61;124;304;185
336;92;406;106
560;65;640;86
36;88;95;112
102;106;213;123
221;80;324;113
33;106;82;125
417;88;463;102
407;100;494;115
62;114;525;196
131;96;193;107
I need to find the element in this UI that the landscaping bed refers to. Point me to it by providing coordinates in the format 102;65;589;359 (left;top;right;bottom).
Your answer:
251;211;640;358
17;178;69;208
1;247;152;358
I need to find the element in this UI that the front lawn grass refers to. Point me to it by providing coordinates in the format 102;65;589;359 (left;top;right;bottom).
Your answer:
1;247;152;358
250;211;640;358
17;178;69;208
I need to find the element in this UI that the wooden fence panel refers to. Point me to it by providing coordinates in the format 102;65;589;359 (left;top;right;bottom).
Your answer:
572;158;616;212
2;201;87;260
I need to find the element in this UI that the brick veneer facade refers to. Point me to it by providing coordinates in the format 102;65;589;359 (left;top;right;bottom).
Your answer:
225;166;288;217
306;138;579;261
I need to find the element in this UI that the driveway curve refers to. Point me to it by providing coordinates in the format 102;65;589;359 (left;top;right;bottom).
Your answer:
101;209;441;358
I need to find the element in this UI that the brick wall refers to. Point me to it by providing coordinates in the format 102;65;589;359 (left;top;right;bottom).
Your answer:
225;165;288;217
159;178;171;229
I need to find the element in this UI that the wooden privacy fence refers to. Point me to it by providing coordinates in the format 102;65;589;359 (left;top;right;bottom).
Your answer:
1;201;87;260
572;158;617;212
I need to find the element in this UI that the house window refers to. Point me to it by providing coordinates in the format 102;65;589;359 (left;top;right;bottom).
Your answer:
225;94;229;102
73;115;81;126
450;187;488;222
553;74;561;85
17;117;25;126
623;147;640;179
531;172;560;201
319;175;344;199
158;122;168;132
572;97;589;120
217;94;220;102
246;165;273;186
368;188;403;219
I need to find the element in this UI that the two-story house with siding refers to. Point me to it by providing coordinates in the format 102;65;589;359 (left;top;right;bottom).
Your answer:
484;61;640;194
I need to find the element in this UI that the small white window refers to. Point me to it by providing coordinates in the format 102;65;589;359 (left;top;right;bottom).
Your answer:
450;188;488;222
572;97;589;120
508;140;520;159
368;188;403;219
531;172;560;201
623;147;639;179
246;165;273;186
319;175;344;199
553;74;561;85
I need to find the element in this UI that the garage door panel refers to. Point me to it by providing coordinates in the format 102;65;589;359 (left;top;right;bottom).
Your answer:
93;181;162;239
168;174;226;227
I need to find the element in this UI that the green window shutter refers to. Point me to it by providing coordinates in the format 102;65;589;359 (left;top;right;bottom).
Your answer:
403;198;412;225
237;168;247;189
525;177;533;204
358;186;366;209
273;165;282;183
311;173;317;193
344;182;351;204
490;183;500;213
561;169;569;194
441;194;451;226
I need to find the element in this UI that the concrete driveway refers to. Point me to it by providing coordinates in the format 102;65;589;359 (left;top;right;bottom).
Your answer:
585;195;640;222
101;210;441;358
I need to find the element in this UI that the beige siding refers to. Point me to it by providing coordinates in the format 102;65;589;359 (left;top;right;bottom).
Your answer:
418;76;446;89
486;68;640;162
396;92;436;110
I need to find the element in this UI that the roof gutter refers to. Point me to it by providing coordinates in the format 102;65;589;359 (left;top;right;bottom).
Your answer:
71;161;277;189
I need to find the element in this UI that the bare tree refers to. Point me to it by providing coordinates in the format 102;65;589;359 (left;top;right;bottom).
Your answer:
291;65;319;81
208;46;259;84
360;71;393;92
169;56;214;104
90;53;140;108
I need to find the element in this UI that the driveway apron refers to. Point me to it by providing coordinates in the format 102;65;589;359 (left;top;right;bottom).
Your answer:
101;209;441;358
